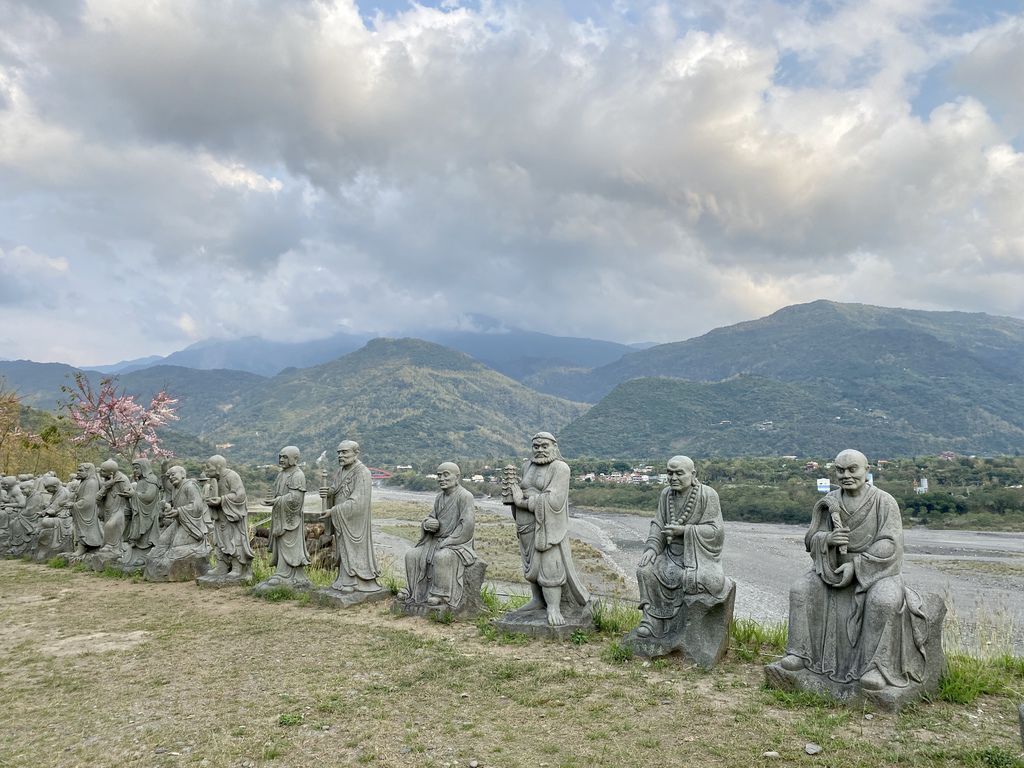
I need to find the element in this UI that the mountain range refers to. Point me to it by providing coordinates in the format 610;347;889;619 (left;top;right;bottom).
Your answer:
3;300;1023;461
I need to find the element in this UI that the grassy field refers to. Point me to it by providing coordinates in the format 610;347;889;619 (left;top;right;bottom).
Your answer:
1;559;1023;768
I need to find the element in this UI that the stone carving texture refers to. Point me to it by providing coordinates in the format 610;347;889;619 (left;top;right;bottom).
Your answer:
122;458;163;569
144;465;210;582
254;446;310;594
198;455;254;587
623;455;735;666
496;431;593;638
396;462;487;618
765;449;946;710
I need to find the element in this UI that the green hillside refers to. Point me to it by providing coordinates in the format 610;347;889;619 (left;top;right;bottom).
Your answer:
208;338;590;463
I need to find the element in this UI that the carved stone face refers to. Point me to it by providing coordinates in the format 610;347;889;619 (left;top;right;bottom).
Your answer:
436;464;459;490
337;445;358;468
532;438;555;463
76;464;89;479
99;466;113;481
835;455;868;493
666;459;695;491
168;467;186;487
204;462;217;478
132;462;144;480
278;447;299;468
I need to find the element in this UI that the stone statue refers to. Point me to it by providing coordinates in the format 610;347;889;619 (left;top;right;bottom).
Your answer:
144;465;210;581
255;446;310;593
623;456;736;666
314;440;387;607
198;454;254;586
120;458;163;569
497;431;593;637
93;459;131;567
7;476;51;558
396;462;486;617
35;476;74;562
0;476;23;555
68;463;103;558
765;449;946;710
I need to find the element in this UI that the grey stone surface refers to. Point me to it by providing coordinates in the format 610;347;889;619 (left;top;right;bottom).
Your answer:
95;459;130;566
501;431;593;628
199;455;254;585
121;458;162;569
493;597;595;640
69;463;103;557
396;462;483;617
254;446;310;592
766;449;947;710
144;465;210;582
395;559;489;619
313;585;391;608
624;580;736;667
1018;702;1024;749
318;440;382;593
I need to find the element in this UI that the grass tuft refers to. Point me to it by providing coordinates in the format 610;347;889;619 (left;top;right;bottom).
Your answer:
592;599;641;636
46;556;68;569
602;641;633;664
730;618;787;661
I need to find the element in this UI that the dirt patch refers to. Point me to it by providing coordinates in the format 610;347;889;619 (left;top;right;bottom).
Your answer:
40;630;151;657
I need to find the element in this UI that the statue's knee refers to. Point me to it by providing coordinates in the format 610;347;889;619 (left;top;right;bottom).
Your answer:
865;579;903;614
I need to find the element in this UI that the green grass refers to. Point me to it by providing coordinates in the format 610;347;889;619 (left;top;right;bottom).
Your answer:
730;617;788;661
939;653;1024;704
592;599;641;636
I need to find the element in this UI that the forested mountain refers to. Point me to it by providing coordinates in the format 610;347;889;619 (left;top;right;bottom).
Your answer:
205;338;589;463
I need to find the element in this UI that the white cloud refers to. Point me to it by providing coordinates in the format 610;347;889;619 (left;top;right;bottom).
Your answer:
0;0;1021;365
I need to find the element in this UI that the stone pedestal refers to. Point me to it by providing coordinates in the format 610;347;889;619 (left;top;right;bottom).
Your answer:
624;580;736;668
494;597;595;640
197;570;252;589
144;553;210;582
1017;702;1024;749
82;545;128;572
252;576;312;597
313;586;391;608
393;559;489;620
764;593;946;712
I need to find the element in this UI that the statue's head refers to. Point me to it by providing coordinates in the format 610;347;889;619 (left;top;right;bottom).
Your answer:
132;458;152;480
205;454;227;477
42;476;60;492
77;463;95;479
666;455;696;491
0;476;15;489
99;459;119;479
336;440;359;467
18;480;33;494
167;465;187;487
17;473;33;482
531;432;561;464
436;462;461;490
278;446;300;468
834;449;869;493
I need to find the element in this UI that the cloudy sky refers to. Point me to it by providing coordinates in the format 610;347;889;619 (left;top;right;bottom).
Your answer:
1;0;1022;366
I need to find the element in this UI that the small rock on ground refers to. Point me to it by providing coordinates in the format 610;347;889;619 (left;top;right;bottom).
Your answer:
805;743;823;755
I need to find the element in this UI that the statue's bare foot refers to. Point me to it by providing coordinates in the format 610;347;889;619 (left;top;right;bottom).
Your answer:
546;607;566;626
635;622;654;638
778;654;804;671
860;669;885;690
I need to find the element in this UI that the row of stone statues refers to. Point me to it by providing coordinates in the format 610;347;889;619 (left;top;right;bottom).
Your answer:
0;435;945;711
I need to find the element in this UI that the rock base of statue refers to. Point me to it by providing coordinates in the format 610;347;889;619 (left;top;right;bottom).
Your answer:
82;545;129;572
1018;702;1024;750
144;552;211;582
494;596;595;640
392;560;489;620
764;593;946;712
251;576;313;597
313;583;391;609
197;568;253;589
623;580;736;668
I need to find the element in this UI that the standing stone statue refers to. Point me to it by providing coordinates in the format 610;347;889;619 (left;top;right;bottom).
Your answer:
92;459;131;568
7;476;51;558
314;440;387;607
144;465;210;581
497;431;593;638
69;463;103;558
0;476;20;556
623;456;736;666
35;476;74;562
255;446;310;594
121;458;163;569
765;449;946;710
198;454;254;586
396;462;487;617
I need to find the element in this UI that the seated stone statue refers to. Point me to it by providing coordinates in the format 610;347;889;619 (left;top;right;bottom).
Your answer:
7;476;52;558
144;465;210;581
93;459;132;567
0;476;24;555
624;455;735;666
35;476;74;562
198;454;254;585
397;462;486;616
766;449;945;710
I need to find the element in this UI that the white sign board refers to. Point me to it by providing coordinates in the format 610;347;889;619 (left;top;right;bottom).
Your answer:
816;478;831;493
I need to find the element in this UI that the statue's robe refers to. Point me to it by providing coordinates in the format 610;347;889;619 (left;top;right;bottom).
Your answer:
71;472;104;548
269;466;308;574
209;468;253;563
96;471;132;553
8;487;51;555
786;485;929;686
405;484;476;604
637;483;728;621
152;478;209;556
125;463;162;552
516;459;589;606
324;460;378;589
38;485;73;554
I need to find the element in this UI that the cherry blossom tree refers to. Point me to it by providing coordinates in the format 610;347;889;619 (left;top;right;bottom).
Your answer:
61;372;178;462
